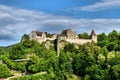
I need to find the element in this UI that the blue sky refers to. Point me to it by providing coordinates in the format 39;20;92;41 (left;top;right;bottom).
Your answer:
1;0;120;18
0;0;120;46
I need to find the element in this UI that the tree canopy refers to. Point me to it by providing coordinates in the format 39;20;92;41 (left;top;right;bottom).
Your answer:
0;30;120;80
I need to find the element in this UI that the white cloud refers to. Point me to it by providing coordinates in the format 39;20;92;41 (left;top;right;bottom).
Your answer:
0;5;120;46
81;0;120;11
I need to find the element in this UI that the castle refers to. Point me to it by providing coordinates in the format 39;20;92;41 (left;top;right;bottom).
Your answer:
29;29;97;56
29;29;97;44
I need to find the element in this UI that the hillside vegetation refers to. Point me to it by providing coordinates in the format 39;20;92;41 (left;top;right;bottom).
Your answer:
0;30;120;80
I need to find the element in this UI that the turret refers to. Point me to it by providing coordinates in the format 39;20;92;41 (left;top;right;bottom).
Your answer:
29;30;37;40
90;30;97;43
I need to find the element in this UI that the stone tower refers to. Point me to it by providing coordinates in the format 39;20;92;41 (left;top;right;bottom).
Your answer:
29;30;37;40
90;30;97;43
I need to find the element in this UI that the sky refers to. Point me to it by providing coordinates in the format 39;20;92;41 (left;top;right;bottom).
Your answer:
0;0;120;46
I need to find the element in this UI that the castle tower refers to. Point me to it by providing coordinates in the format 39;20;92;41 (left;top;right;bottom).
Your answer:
90;30;97;43
29;30;37;40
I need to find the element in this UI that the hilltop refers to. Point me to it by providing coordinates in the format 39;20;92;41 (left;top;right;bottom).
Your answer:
0;30;119;80
26;29;97;56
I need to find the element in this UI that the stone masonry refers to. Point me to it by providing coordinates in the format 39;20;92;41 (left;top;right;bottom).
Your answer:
29;29;97;44
29;29;97;56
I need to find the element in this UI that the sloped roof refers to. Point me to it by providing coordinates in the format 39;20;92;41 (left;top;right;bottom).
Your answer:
61;29;72;35
90;30;96;36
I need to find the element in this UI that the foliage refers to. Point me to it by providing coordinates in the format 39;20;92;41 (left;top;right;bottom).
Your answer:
97;30;120;51
1;30;120;80
21;34;29;42
64;43;77;53
27;54;47;73
0;64;12;78
9;44;25;59
78;32;89;39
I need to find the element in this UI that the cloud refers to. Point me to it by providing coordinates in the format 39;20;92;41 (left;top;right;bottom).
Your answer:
0;5;120;46
80;0;120;11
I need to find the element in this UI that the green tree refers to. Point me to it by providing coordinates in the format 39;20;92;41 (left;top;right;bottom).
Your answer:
78;32;89;39
48;51;73;80
0;48;5;55
9;44;25;59
47;56;59;72
22;40;33;48
85;64;109;80
27;54;47;73
97;40;109;47
111;64;120;79
14;62;27;72
0;64;12;78
115;40;120;51
82;32;89;39
59;52;73;74
64;43;77;53
21;34;29;42
72;53;96;76
107;42;117;51
99;47;108;57
2;56;15;69
97;33;108;47
108;30;119;42
98;33;107;42
78;34;82;39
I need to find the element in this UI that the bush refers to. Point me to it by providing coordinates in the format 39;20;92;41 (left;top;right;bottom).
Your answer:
0;64;12;78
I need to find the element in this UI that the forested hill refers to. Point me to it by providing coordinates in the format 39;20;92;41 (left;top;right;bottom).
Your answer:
0;30;120;80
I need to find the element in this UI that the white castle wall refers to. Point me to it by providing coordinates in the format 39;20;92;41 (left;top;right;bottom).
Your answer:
31;35;93;45
29;31;57;44
36;36;46;44
35;36;57;44
65;38;92;45
29;30;96;45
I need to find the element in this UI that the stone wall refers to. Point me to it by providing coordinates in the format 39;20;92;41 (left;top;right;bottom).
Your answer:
29;29;97;45
65;38;92;44
29;29;97;56
29;31;57;43
66;29;78;39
